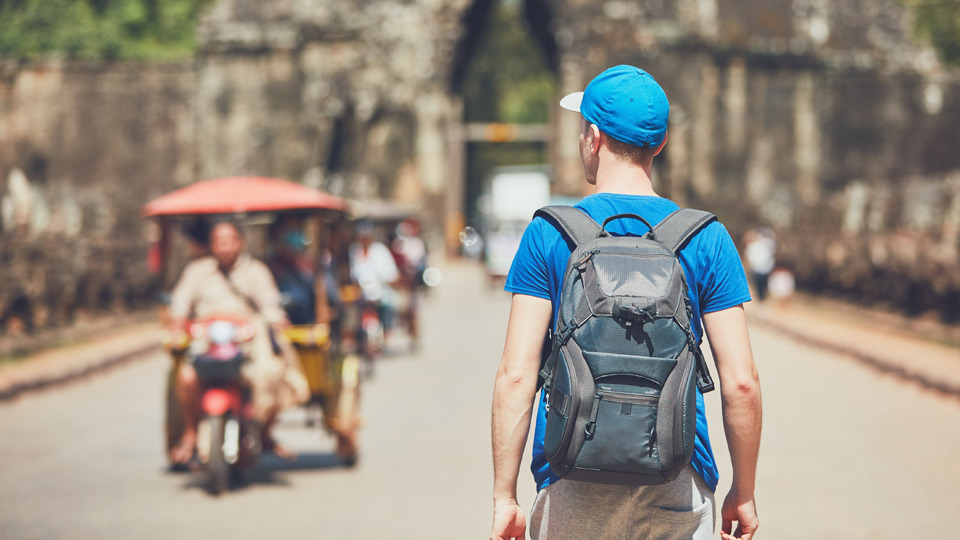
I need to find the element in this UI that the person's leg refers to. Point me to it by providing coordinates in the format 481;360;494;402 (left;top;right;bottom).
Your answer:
170;364;199;464
260;407;296;460
408;291;420;349
378;301;395;334
754;272;770;302
253;331;308;461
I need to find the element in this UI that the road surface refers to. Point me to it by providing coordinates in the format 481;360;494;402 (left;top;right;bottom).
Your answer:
1;262;957;539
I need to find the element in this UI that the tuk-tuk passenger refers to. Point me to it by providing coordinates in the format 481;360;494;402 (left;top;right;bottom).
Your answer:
167;220;310;464
267;218;317;325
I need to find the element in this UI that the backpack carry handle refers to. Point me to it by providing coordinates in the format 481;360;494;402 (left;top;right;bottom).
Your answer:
599;213;654;236
534;206;603;247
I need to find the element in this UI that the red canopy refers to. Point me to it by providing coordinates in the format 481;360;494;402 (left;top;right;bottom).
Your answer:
142;176;346;217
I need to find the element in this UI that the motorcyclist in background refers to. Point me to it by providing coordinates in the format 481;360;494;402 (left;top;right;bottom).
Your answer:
390;218;428;350
167;220;310;465
348;220;400;344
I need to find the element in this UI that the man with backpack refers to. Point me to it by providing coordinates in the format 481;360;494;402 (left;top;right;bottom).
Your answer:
490;65;762;540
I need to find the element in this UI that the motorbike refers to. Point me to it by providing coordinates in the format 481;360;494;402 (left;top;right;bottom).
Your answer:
359;278;387;358
339;281;385;377
187;316;261;494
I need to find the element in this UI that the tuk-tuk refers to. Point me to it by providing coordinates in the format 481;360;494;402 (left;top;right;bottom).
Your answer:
143;176;361;485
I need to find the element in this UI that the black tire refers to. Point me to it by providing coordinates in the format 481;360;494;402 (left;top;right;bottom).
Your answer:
206;415;229;495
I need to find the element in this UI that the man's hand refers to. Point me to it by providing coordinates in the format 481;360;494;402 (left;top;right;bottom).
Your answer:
490;500;526;540
720;491;758;540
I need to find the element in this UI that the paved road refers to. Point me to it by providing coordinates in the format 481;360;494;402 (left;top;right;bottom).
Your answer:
1;262;958;539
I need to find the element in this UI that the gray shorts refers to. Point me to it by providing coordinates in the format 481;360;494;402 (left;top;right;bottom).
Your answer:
529;466;715;540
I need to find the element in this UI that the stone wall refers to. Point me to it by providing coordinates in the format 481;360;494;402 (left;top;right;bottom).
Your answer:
0;61;195;332
1;0;959;335
194;0;473;211
542;0;960;319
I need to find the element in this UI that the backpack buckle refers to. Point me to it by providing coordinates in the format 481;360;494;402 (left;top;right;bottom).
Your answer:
556;323;576;344
694;347;716;393
612;299;655;326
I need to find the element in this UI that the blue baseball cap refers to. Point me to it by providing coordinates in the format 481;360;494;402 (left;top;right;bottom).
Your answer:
559;65;669;148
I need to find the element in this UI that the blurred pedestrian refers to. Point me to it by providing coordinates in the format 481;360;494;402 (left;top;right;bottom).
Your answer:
768;267;795;305
491;66;762;540
743;226;777;302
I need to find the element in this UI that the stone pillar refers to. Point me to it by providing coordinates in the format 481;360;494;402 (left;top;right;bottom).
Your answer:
941;173;960;255
794;70;821;205
724;57;747;156
555;59;587;196
667;106;690;207
415;89;459;253
745;135;774;205
677;0;719;41
691;58;718;198
445;97;466;256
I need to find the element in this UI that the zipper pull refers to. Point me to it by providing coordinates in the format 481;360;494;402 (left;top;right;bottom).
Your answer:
583;390;603;439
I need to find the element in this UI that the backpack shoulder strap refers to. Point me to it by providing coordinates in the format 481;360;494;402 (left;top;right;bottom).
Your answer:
649;209;717;254
533;206;602;247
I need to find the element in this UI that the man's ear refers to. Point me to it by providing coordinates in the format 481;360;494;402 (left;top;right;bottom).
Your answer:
653;132;668;157
588;124;602;155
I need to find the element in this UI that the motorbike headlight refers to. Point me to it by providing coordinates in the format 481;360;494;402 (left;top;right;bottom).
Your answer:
208;321;237;345
189;323;206;339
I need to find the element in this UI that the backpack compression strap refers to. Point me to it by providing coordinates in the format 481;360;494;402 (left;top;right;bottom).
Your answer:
533;206;602;247
648;208;720;393
532;206;601;391
648;209;717;254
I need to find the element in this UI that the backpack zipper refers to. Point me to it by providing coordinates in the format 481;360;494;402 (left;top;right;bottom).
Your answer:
598;391;658;406
585;248;672;258
583;390;603;439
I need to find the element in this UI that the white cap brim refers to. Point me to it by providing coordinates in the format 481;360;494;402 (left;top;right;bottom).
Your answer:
559;91;583;112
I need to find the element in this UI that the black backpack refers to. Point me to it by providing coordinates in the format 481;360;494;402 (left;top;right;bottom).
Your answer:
536;206;717;485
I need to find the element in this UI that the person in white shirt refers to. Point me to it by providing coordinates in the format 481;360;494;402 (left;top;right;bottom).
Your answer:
743;226;776;302
348;221;400;334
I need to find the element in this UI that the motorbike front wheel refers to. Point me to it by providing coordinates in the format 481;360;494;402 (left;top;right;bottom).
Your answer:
206;415;229;495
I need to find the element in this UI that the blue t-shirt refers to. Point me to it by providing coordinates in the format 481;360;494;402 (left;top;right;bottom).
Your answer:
504;193;751;493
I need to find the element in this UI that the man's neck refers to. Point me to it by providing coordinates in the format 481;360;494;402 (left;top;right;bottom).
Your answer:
217;253;246;274
593;153;659;197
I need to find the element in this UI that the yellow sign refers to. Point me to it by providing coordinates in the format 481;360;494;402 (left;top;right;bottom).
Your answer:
487;123;516;142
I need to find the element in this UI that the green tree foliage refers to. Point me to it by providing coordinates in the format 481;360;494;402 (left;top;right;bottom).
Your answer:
461;0;556;124
906;0;960;68
0;0;213;60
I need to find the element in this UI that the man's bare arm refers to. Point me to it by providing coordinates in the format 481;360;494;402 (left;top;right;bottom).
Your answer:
703;305;761;540
490;294;552;540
